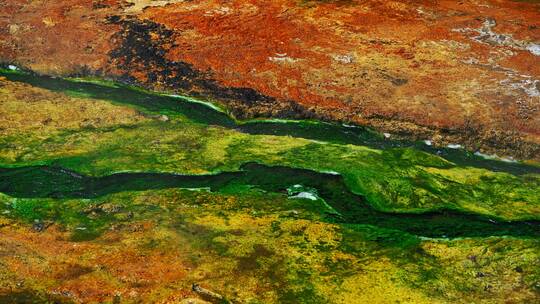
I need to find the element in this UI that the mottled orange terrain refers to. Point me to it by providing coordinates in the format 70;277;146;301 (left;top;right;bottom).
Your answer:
1;0;539;159
0;220;198;303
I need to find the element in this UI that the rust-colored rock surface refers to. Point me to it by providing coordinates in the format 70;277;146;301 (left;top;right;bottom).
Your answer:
1;0;539;159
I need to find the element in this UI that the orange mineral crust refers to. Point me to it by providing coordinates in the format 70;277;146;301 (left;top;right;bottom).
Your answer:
1;0;539;159
0;0;122;74
0;222;195;303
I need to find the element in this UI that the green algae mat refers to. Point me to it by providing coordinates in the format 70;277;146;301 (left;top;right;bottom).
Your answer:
0;68;539;303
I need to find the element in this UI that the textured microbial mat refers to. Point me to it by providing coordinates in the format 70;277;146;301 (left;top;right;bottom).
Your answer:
1;1;539;303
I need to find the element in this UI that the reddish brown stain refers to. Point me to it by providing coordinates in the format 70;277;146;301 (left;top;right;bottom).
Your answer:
1;0;539;158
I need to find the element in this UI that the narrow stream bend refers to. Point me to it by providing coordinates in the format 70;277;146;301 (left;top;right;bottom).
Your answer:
1;163;538;238
1;69;539;176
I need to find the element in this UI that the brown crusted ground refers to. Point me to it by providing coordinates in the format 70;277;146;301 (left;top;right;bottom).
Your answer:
1;0;540;160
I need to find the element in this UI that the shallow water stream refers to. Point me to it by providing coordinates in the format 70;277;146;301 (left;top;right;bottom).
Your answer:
1;68;538;176
1;163;538;238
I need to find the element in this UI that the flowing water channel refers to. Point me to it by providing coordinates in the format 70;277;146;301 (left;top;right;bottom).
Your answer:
1;68;539;239
1;68;538;176
1;163;538;239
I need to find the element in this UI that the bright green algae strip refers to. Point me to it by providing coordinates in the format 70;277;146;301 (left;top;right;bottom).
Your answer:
1;67;538;175
0;163;538;239
0;68;539;222
2;120;539;221
1;68;540;303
